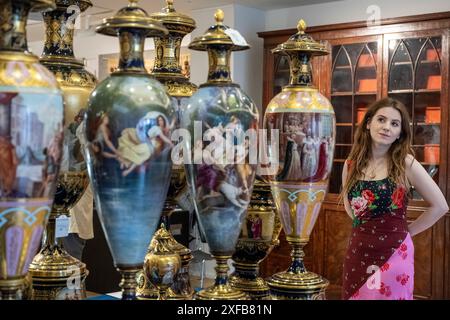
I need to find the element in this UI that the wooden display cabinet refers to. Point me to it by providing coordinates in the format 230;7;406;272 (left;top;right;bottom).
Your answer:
258;12;450;299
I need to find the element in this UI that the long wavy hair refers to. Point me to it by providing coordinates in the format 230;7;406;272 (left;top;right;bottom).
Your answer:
341;97;415;199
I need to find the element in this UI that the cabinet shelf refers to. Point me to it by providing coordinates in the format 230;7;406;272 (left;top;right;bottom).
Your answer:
415;122;440;126
331;91;353;96
389;89;414;93
416;89;441;93
413;144;440;147
392;61;412;66
334;65;351;70
420;60;441;64
355;91;377;95
389;89;441;94
393;60;441;66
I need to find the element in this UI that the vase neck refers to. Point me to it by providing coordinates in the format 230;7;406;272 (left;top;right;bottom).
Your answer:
41;8;76;60
214;255;231;285
0;1;31;52
287;242;307;274
206;46;232;84
287;52;314;87
152;35;183;75
117;30;147;73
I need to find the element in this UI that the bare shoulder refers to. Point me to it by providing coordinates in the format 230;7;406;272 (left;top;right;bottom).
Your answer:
404;154;428;182
404;154;416;169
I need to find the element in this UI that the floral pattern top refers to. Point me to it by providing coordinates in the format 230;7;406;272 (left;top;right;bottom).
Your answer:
348;177;408;228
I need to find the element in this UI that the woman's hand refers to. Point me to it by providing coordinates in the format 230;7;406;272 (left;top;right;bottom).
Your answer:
406;155;449;236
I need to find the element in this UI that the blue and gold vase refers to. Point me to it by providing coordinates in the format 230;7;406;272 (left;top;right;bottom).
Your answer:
229;179;282;299
0;0;65;300
135;0;197;301
181;9;259;300
264;20;335;300
84;0;173;300
29;0;96;300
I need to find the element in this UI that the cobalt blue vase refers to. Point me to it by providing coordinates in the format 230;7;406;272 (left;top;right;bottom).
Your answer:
84;0;174;300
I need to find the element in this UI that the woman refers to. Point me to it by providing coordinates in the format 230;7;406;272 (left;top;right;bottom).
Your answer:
341;97;448;300
301;134;317;180
310;137;329;182
118;114;173;177
280;133;303;181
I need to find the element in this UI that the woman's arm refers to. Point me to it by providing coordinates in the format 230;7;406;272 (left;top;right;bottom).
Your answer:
341;160;354;219
405;154;449;237
100;125;119;154
158;132;174;147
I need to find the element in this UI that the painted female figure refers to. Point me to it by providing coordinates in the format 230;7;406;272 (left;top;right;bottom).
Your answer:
310;137;328;182
117;113;174;176
301;134;317;180
341;98;448;300
278;133;302;181
0;135;18;196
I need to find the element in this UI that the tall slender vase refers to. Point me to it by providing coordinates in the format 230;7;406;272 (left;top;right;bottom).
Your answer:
181;9;259;300
229;179;282;299
136;0;197;301
84;0;173;300
0;0;65;300
264;20;335;300
28;0;96;300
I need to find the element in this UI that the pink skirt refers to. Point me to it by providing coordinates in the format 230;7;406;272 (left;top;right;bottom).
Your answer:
349;233;414;300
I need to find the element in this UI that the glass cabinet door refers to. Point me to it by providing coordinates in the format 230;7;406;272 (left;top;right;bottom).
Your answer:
273;55;290;96
387;36;442;199
329;41;379;194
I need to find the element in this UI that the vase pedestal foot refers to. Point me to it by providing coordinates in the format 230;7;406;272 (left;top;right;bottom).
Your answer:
195;255;248;300
195;283;249;300
29;219;88;300
229;273;270;300
118;267;140;300
0;278;26;300
267;270;328;300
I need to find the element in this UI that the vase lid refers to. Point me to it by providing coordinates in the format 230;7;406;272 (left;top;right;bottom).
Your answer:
52;0;92;12
272;19;328;56
189;9;249;51
149;224;178;255
30;0;56;12
150;0;196;34
96;0;168;38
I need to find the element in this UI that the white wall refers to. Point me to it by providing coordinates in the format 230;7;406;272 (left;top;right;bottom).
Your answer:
233;4;265;112
265;0;450;31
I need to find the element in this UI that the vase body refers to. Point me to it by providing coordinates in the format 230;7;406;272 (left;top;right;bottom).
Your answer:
28;0;96;300
229;179;281;299
85;73;174;268
264;20;335;300
182;10;259;299
84;1;171;299
0;0;65;300
183;85;259;256
135;0;197;300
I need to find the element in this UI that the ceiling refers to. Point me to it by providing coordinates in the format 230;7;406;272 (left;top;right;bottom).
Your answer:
29;0;343;22
27;0;343;41
90;0;342;13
